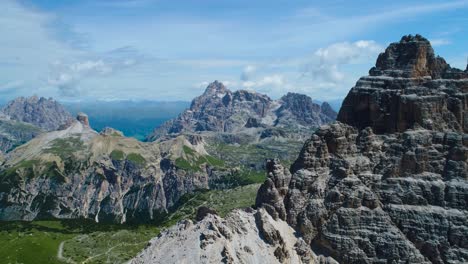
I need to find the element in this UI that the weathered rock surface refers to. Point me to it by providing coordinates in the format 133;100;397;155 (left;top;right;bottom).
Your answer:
0;115;43;153
276;93;337;128
147;81;336;141
256;35;468;264
2;96;73;131
0;114;221;223
338;35;468;134
100;127;124;137
132;208;337;264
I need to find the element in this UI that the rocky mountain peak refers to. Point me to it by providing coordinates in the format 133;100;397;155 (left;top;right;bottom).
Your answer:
256;35;468;263
203;80;229;96
76;112;89;127
276;92;337;127
338;34;468;134
1;96;73;131
147;81;337;140
369;34;451;78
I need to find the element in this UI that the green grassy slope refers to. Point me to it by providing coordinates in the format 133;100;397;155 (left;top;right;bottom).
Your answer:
0;184;260;264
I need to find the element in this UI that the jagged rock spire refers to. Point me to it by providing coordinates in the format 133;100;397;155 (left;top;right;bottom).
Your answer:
203;80;229;95
369;34;450;78
338;34;468;133
76;112;90;127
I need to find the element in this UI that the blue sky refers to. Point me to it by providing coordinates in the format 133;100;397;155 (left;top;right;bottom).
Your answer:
0;0;467;102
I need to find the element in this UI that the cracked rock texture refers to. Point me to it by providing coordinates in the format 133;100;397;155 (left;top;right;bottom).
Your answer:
0;115;220;223
256;35;468;264
132;208;337;264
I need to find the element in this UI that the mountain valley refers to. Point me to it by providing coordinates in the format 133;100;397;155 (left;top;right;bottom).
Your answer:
0;34;466;264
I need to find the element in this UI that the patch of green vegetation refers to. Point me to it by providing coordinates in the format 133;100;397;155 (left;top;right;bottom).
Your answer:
0;160;39;191
0;219;160;264
164;183;260;226
174;145;225;172
206;140;302;169
175;157;198;171
0;160;67;192
212;168;266;188
0;183;261;263
182;145;196;155
204;155;225;167
126;153;146;165
44;137;85;159
110;149;125;160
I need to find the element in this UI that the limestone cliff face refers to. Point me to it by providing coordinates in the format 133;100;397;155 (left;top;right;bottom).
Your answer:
146;81;337;141
0;115;219;223
338;35;468;134
256;35;468;264
132;208;337;264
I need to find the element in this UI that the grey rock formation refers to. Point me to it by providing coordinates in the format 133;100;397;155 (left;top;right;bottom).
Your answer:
100;127;124;137
132;208;336;264
0;115;43;153
2;96;73;131
276;93;337;127
146;81;337;141
256;35;468;263
76;112;89;127
339;35;468;134
0;115;221;223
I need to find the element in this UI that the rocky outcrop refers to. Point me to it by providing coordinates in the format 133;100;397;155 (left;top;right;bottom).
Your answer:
275;93;336;127
132;208;336;264
100;127;124;137
2;96;73;131
0;115;220;223
256;35;468;263
0;116;43;153
338;35;468;134
76;112;89;127
146;81;336;141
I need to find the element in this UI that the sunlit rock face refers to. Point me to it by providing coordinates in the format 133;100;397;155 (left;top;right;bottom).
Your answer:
338;34;468;134
2;96;73;131
146;81;337;141
131;208;337;264
257;35;468;264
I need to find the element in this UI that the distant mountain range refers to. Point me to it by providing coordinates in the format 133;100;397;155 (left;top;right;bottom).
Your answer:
136;34;468;264
63;100;190;140
147;81;337;141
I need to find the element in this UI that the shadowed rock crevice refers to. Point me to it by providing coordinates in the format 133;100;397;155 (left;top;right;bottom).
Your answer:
338;34;468;134
256;35;468;264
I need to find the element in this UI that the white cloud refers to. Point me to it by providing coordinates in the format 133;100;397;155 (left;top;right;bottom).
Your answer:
430;38;452;47
240;74;291;96
303;40;383;83
48;60;106;96
240;65;257;81
0;80;24;93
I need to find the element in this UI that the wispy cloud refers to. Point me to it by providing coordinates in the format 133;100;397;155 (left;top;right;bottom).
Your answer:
0;0;466;102
430;38;452;47
302;40;383;83
0;80;24;93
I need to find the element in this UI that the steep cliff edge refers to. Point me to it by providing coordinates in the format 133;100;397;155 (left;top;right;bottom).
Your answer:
0;114;227;223
256;35;468;263
338;34;468;134
132;208;337;264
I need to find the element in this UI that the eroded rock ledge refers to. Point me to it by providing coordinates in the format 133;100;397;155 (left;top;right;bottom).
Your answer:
256;34;468;264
